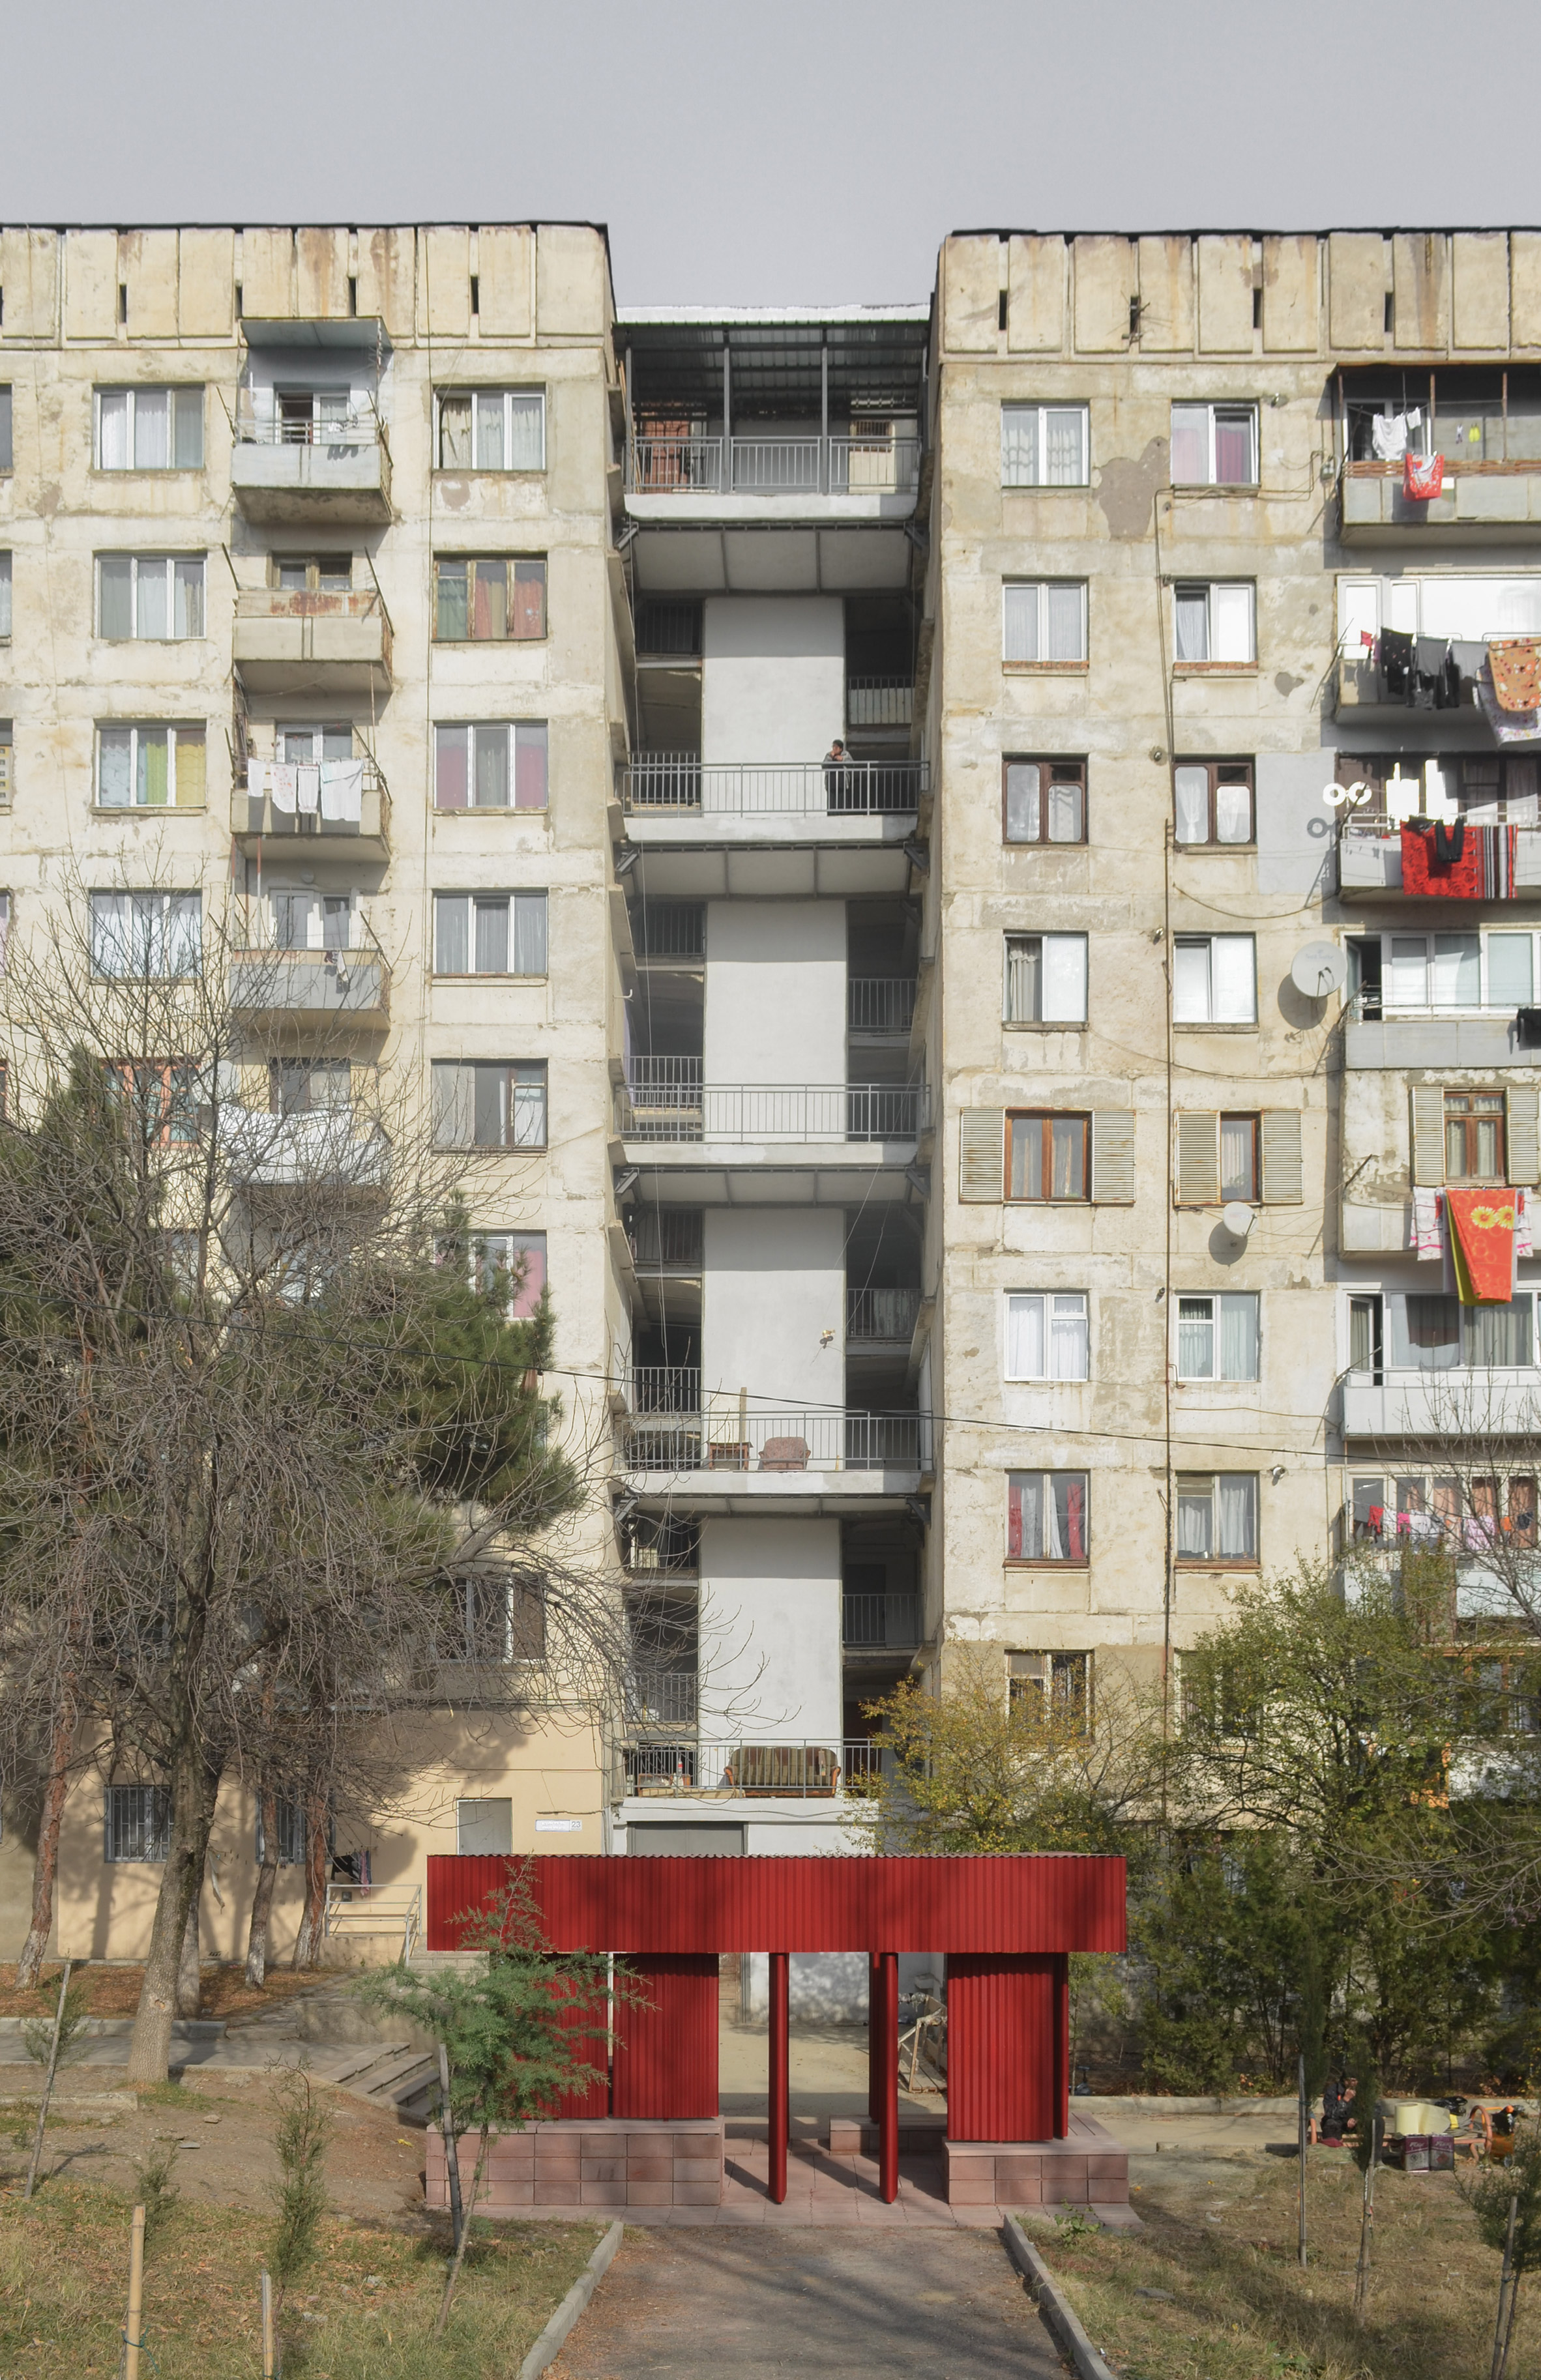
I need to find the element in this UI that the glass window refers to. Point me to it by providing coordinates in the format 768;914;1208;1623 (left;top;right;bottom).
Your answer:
1008;1651;1090;1726
470;1230;548;1318
1004;933;1087;1023
432;1061;548;1150
0;387;11;472
1173;935;1256;1024
96;724;206;809
1005;1292;1089;1382
0;552;10;641
1003;759;1085;845
1173;581;1255;665
1489;934;1535;1008
433;891;548;976
434;722;548;811
0;720;12;804
433;557;546;641
96;555;205;641
1006;1112;1089;1202
1177;1293;1259;1381
1220;1112;1259;1199
1388;1292;1533;1372
1001;404;1090;488
1173;759;1254;846
1445;1090;1506;1182
1170;403;1258;487
437;390;546;472
1006;1471;1089;1561
1175;1473;1258;1562
95;387;203;471
1003;580;1087;664
104;1784;171;1863
89;891;201;979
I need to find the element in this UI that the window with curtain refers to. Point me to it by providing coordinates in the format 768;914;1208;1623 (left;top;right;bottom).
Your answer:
1445;1089;1506;1182
1004;933;1087;1023
1173;759;1254;846
1176;1293;1259;1381
1173;581;1255;665
1003;579;1087;664
1390;1292;1533;1371
1005;1292;1089;1382
1385;933;1481;1010
96;555;205;641
433;892;548;976
433;723;549;810
1169;403;1258;487
104;1784;171;1863
1173;935;1256;1024
0;553;10;639
1220;1112;1259;1200
1006;1471;1089;1561
1001;403;1090;487
271;1059;352;1118
1003;758;1086;845
114;1062;201;1147
1006;1112;1089;1201
470;1230;548;1318
433;1060;548;1150
1489;934;1535;1008
433;557;546;641
0;722;12;804
89;891;201;979
0;388;11;472
1175;1473;1257;1562
96;724;206;810
437;390;546;472
95;387;204;471
1008;1651;1090;1727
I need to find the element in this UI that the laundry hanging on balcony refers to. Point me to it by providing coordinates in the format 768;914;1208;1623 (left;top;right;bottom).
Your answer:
295;762;321;815
1445;1187;1521;1305
1399;817;1517;898
267;763;298;814
1409;1187;1532;1264
1403;448;1445;500
1372;407;1421;461
1477;656;1541;746
1490;638;1541;714
319;758;364;822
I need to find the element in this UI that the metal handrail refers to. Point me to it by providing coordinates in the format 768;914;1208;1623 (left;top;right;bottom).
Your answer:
626;435;920;499
842;1591;922;1647
622;755;926;815
619;1739;882;1797
618;1404;923;1473
235;407;385;450
847;676;915;727
848;978;917;1032
234;586;389;622
323;1881;422;1961
231;903;390;965
846;1286;921;1341
615;1077;927;1144
626;1670;698;1726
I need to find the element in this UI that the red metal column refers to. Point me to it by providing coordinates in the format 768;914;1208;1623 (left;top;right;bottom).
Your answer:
768;1951;789;2204
867;1952;881;2121
877;1951;899;2203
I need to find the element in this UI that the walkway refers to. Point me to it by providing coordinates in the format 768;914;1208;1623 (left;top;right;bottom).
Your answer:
551;2224;1064;2379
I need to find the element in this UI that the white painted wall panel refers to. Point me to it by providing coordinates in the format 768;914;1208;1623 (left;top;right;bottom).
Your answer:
701;595;844;763
699;1515;842;1739
703;898;846;1084
702;1207;845;1408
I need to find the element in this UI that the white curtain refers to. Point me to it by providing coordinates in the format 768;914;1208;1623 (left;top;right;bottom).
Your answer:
432;1062;475;1148
97;727;132;807
1174;766;1209;844
1173;939;1211;1022
173;559;204;639
1006;1294;1045;1380
1220;1115;1255;1198
435;895;471;975
1388;935;1429;1008
1215;1475;1257;1558
135;560;168;641
439;394;472;469
134;388;169;469
1003;583;1038;663
1040;934;1087;1023
1169;406;1209;486
512;892;548;976
1043;1476;1064;1559
1000;407;1038;488
1044;581;1085;663
476;393;506;470
1212;936;1256;1023
1174;587;1209;661
1215;777;1252;843
1489;935;1534;1008
1220;1294;1259;1381
1177;1298;1214;1379
1006;937;1040;1021
512;1069;546;1147
509;393;545;471
1176;1481;1212;1558
474;897;510;974
1044;407;1085;486
98;391;130;471
1013;1472;1044;1558
1047;779;1083;841
1431;933;1480;1007
1005;762;1040;843
1049;1294;1089;1381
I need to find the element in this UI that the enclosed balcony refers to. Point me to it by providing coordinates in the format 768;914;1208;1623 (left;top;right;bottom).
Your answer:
224;1101;389;1195
1339;366;1541;545
230;409;392;527
231;755;391;862
232;586;392;696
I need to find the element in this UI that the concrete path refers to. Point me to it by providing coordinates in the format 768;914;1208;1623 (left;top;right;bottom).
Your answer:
550;2225;1064;2379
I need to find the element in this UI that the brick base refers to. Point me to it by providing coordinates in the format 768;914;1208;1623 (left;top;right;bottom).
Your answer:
827;2116;947;2159
943;2115;1128;2209
426;2117;726;2212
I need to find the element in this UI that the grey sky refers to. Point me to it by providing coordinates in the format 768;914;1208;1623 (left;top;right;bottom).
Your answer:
3;0;1531;309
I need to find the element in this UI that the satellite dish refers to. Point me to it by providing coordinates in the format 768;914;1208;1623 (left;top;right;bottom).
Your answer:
1291;940;1347;1000
1222;1202;1255;1240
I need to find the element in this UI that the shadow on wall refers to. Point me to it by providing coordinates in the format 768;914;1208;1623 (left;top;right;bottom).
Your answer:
0;1790;41;1962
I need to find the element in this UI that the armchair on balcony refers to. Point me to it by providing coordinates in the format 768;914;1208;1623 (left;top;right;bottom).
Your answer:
759;1436;809;1472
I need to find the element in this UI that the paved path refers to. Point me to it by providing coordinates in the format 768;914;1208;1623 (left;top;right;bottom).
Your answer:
551;2225;1064;2379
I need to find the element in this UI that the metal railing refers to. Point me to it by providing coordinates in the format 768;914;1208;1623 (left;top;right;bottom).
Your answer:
616;1070;927;1144
843;1591;922;1647
630;1365;702;1415
619;1402;923;1473
847;676;915;727
631;1210;705;1269
323;1881;421;1962
848;978;917;1033
1347;986;1525;1024
234;756;390;844
621;755;926;817
628;435;920;499
626;1670;699;1726
846;1286;921;1342
633;901;706;959
620;1739;881;1797
236;408;385;450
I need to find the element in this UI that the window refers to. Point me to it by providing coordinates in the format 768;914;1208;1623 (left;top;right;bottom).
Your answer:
1445;1090;1506;1182
271;1059;351;1116
1003;580;1087;665
1349;1294;1385;1378
269;890;354;950
274;555;351;592
1006;1471;1089;1561
0;553;10;640
1173;935;1256;1024
1173;582;1255;665
1220;1113;1259;1200
433;557;546;641
1177;1294;1259;1381
472;1231;547;1319
1169;403;1258;487
1176;1473;1258;1563
1008;1651;1090;1726
434;723;549;811
1388;1292;1534;1372
1001;403;1089;488
433;1061;548;1150
90;891;201;979
97;724;206;810
433;892;548;976
0;387;10;471
456;1797;514;1854
104;1784;170;1863
95;386;203;471
1003;758;1085;845
114;1062;201;1146
437;389;546;472
1174;759;1254;846
255;1800;304;1866
0;721;11;803
1007;1112;1089;1202
1005;933;1087;1024
97;555;205;641
1005;1291;1089;1381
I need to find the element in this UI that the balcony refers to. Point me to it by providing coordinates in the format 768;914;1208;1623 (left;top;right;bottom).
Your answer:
1343;1372;1541;1438
625;1670;699;1728
842;1590;922;1649
845;1286;920;1347
231;588;392;696
1344;994;1536;1071
618;1739;881;1799
615;1066;927;1147
230;413;392;526
619;758;924;860
1340;817;1541;896
847;676;914;731
619;1375;922;1481
229;929;390;1033
626;433;920;523
848;978;917;1036
224;1103;389;1195
231;759;390;862
1341;459;1541;545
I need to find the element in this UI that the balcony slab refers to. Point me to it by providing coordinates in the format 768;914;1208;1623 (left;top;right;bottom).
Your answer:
231;439;392;526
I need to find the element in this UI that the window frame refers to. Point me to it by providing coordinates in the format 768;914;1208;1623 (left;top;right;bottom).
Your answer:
1173;757;1255;848
1175;1291;1261;1383
432;1059;549;1150
96;553;207;642
104;1784;171;1864
433;721;550;813
113;1060;203;1148
1004;1290;1090;1383
89;890;202;980
0;719;12;805
1172;579;1256;668
1006;1470;1091;1565
435;387;547;474
469;1230;548;1320
1169;401;1259;489
1005;1110;1091;1204
94;385;205;472
95;722;207;812
1174;1471;1260;1567
432;555;548;643
1002;756;1087;847
1220;1111;1260;1200
1001;578;1089;668
1173;933;1257;1026
1444;1088;1507;1183
1003;931;1089;1025
1008;1650;1091;1728
432;890;549;979
1000;402;1091;489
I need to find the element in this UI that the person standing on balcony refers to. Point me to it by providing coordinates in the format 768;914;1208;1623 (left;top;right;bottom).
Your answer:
824;738;855;813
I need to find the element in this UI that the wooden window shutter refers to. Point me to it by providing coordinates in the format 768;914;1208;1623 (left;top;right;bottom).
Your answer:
958;1109;1005;1201
1409;1084;1445;1185
1259;1110;1303;1204
1176;1112;1219;1206
1507;1086;1540;1185
1091;1110;1136;1203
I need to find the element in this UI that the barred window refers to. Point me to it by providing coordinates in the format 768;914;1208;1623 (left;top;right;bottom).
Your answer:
104;1785;171;1863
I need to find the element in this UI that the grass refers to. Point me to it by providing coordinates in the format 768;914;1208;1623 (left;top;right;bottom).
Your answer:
1029;2153;1513;2380
0;2183;604;2378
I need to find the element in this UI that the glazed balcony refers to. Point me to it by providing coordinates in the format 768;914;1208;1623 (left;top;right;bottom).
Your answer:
230;410;392;526
231;586;392;696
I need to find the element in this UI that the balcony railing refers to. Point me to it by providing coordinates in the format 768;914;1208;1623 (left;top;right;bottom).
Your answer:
630;1210;705;1269
231;412;392;523
619;1394;923;1473
231;586;393;684
229;913;390;1026
236;408;384;450
616;1066;927;1144
625;1670;699;1727
224;1103;389;1192
847;677;915;729
842;1591;922;1648
233;757;390;852
627;435;920;499
846;1286;921;1343
848;978;917;1034
1339;815;1541;895
621;755;926;817
619;1739;882;1797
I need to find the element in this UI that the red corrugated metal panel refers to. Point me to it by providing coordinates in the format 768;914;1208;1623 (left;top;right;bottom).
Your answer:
537;1977;611;2121
947;1954;1063;2143
611;1954;719;2120
424;1854;1125;1954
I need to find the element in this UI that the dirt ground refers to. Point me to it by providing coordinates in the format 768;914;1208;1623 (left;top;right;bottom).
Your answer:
0;1959;327;2022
